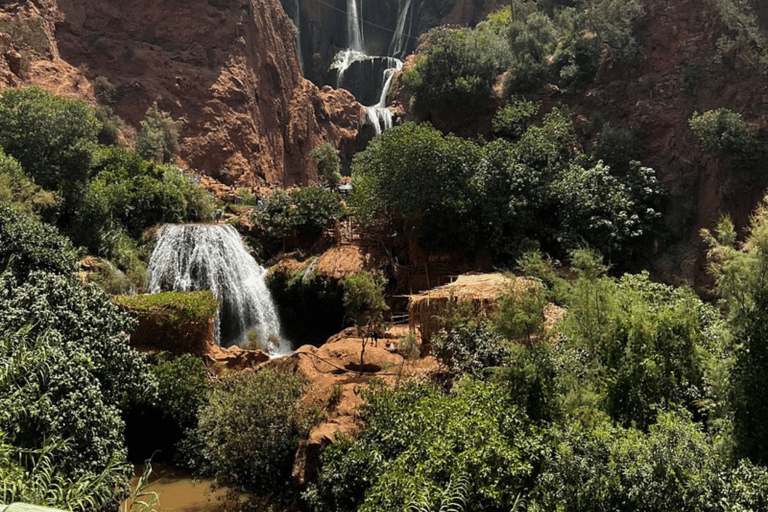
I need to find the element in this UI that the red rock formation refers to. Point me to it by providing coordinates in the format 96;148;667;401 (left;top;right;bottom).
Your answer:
0;0;364;188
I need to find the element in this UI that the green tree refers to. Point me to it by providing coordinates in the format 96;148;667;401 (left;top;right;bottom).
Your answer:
690;108;761;167
135;102;180;163
74;147;212;259
703;197;768;463
0;149;56;218
349;122;483;251
304;378;544;512
0;202;77;281
403;24;508;116
310;142;342;187
562;253;709;429
342;270;388;332
195;368;307;496
0;86;100;216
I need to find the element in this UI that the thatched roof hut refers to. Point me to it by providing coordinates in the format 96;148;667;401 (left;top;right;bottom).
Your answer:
408;273;538;343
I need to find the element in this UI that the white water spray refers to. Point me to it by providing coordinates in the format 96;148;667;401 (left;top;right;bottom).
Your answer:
346;0;365;52
388;0;413;58
147;224;290;357
365;57;402;135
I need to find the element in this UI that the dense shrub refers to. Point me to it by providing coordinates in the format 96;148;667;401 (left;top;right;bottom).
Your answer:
0;201;77;281
310;142;342;186
533;411;768;512
195;368;308;496
135;102;180;163
432;321;511;377
690;108;761;167
0;86;100;215
403;24;508;116
704;199;768;464
253;186;343;253
304;378;544;512
74;147;213;254
0;270;152;509
349;122;483;252
561;255;710;429
0;149;56;217
342;270;388;331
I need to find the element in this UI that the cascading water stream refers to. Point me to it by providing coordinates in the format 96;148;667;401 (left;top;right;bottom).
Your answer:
365;58;402;135
147;224;291;357
331;0;412;135
388;0;413;58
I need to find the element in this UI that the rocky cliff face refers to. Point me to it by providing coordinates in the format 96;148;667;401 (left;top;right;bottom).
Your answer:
0;0;364;187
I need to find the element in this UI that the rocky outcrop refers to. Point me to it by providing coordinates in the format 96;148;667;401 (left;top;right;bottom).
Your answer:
0;0;364;187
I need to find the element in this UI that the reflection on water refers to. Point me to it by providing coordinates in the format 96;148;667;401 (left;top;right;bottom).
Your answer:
125;463;242;512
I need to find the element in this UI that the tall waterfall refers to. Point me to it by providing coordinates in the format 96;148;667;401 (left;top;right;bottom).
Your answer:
147;224;290;356
388;0;413;58
346;0;364;52
331;0;413;135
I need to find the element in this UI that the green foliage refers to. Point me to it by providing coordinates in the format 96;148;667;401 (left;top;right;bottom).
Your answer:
253;186;343;252
690;108;761;167
135;102;180;164
0;434;129;512
492;278;547;343
304;378;544;512
0;86;100;213
351;112;663;264
533;411;768;512
196;367;307;495
562;259;710;428
342;271;388;331
703;198;768;463
74;147;213;255
310;142;343;186
0;16;49;55
433;321;511;377
0;270;152;509
93;76;118;106
592;123;639;175
683;63;701;95
350;122;483;252
397;331;421;360
0;150;56;218
709;0;768;71
151;353;211;426
492;97;539;140
403;23;509;116
114;290;219;325
579;0;644;62
0;202;77;281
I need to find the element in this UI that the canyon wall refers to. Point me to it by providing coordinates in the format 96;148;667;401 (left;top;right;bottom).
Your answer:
0;0;364;188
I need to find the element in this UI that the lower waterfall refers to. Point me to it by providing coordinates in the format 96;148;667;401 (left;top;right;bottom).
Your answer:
147;224;290;356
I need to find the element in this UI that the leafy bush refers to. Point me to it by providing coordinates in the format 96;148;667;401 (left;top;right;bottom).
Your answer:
195;367;308;495
492;97;539;140
704;199;768;464
0;149;56;217
690;108;761;166
342;270;388;331
562;258;709;429
135;102;180;164
533;411;768;512
310;142;342;186
0;202;77;281
349;122;483;252
304;378;544;512
0;86;99;211
74;147;213;254
403;24;508;116
432;321;511;377
253;186;343;253
0;270;152;509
